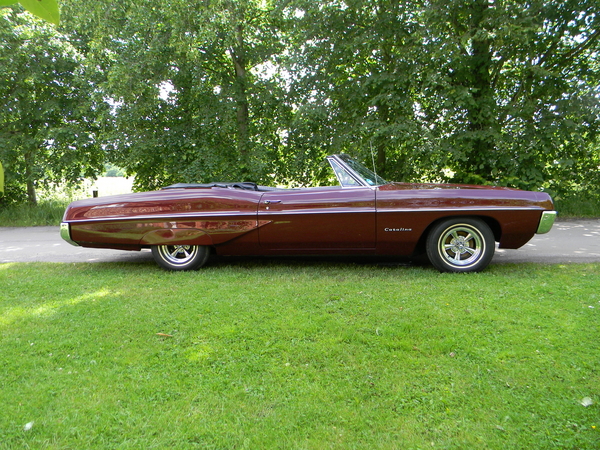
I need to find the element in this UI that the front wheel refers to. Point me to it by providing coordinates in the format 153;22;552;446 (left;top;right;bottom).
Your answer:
426;218;495;273
151;244;210;271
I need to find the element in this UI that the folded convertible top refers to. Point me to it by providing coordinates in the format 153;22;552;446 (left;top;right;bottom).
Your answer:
162;182;280;192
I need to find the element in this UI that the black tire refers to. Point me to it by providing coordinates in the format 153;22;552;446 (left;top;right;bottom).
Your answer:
151;244;210;271
426;218;495;273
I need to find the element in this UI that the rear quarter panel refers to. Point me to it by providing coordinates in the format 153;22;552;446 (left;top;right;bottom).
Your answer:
65;188;263;249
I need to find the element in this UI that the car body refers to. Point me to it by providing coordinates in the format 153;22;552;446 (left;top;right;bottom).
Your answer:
61;154;557;272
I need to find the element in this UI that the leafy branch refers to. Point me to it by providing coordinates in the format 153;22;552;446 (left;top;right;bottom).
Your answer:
0;0;59;25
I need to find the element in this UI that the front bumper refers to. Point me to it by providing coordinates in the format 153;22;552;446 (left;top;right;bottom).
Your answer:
60;222;80;247
536;211;557;234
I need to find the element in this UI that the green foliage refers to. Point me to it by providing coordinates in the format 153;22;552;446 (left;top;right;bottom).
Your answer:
103;163;125;178
0;183;28;207
1;262;599;448
0;198;68;225
554;193;600;218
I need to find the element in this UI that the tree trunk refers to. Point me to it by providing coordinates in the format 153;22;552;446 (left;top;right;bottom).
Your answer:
0;161;4;195
464;0;496;179
230;23;250;164
24;150;37;205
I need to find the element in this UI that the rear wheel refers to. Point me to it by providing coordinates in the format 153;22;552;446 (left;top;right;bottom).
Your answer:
151;244;209;271
426;218;495;273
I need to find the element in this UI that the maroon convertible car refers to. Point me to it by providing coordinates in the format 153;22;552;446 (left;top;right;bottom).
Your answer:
61;154;557;272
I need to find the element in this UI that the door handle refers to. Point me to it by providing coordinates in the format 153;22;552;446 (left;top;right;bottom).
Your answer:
264;200;281;205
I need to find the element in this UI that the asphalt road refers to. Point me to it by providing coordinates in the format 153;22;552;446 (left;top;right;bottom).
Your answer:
1;220;599;265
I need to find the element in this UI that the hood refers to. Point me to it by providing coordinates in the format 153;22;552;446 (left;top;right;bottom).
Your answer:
379;182;519;191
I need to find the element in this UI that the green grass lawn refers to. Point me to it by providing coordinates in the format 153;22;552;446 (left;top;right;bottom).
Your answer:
1;261;599;449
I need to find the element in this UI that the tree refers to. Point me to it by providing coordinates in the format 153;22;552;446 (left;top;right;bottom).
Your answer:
279;0;432;183
10;0;597;199
0;8;105;204
283;0;600;194
0;0;59;196
61;0;290;190
419;0;600;190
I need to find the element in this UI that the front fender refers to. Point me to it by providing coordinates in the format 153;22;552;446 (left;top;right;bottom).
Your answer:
140;228;214;247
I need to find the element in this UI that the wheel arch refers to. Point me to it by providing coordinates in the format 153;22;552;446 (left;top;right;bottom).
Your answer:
413;214;501;255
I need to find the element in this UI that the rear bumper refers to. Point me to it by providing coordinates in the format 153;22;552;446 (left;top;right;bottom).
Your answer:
60;222;80;247
536;211;557;234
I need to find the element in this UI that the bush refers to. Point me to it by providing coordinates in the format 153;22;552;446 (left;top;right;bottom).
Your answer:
0;184;28;208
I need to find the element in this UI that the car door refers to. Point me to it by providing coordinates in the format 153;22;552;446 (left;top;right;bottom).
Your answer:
258;186;376;250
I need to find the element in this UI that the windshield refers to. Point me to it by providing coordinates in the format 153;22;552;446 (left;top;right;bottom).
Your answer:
338;154;387;186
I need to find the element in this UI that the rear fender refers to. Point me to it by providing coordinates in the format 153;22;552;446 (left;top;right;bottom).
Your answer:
140;228;214;247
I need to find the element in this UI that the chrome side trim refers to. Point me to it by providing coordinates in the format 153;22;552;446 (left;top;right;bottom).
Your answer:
63;206;549;225
377;207;546;213
64;211;260;223
536;211;557;234
60;222;79;246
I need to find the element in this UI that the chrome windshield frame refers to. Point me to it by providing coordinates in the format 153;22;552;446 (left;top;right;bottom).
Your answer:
327;154;387;188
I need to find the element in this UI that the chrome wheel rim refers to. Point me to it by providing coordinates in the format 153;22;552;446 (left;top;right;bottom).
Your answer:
438;225;484;267
156;245;199;266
